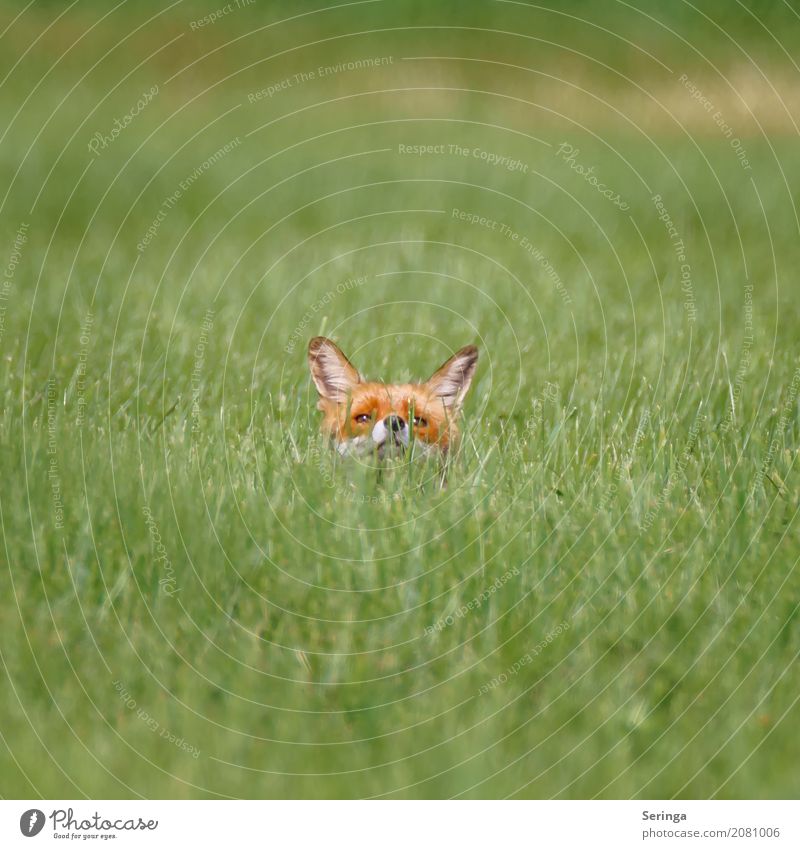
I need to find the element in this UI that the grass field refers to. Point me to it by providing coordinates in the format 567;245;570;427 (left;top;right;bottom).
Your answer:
1;1;799;799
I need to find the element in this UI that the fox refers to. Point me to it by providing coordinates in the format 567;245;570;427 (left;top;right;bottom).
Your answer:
308;336;478;459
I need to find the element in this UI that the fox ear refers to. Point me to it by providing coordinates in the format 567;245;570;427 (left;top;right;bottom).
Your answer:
426;345;478;410
308;337;362;402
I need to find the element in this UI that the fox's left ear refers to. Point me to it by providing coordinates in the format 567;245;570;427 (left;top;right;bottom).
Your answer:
426;345;479;410
308;336;362;402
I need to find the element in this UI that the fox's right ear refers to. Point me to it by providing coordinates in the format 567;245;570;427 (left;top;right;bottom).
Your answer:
426;344;479;411
308;337;362;402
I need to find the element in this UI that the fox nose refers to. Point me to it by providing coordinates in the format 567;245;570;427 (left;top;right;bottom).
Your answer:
384;414;404;432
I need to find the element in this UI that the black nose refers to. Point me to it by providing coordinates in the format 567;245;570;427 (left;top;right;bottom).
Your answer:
384;415;404;432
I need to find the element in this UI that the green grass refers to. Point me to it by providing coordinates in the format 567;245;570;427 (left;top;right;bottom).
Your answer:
0;1;799;799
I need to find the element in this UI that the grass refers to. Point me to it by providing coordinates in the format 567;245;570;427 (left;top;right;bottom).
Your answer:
0;1;799;799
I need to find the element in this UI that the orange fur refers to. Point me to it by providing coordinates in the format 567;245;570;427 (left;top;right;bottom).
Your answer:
318;382;456;449
308;337;478;456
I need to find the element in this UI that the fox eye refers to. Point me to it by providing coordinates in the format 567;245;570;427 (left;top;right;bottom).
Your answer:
353;413;371;424
413;416;428;427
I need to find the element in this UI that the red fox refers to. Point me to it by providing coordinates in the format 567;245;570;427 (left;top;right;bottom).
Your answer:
308;336;478;458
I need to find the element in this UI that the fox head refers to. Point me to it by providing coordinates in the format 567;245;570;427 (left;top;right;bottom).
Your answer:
308;337;478;458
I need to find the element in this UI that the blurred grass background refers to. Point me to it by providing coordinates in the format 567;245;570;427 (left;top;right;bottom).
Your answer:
0;0;798;798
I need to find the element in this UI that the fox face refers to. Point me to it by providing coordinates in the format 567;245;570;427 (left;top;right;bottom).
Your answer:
308;337;478;459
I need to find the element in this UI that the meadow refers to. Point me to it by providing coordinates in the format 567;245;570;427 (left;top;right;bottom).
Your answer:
0;1;798;798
